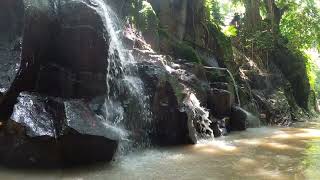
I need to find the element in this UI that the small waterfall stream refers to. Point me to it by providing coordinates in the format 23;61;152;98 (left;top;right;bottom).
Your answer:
94;0;151;144
204;66;241;106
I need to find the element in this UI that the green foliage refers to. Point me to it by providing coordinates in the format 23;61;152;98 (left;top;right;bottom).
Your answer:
128;0;159;32
214;0;319;112
158;27;202;64
302;140;320;179
315;70;320;96
223;25;238;37
205;22;234;64
204;0;223;25
172;41;202;64
239;21;275;53
202;1;235;63
303;49;320;96
279;0;320;51
305;54;317;91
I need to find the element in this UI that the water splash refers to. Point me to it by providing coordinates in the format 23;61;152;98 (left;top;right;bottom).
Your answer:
93;0;151;140
183;92;213;142
243;108;261;128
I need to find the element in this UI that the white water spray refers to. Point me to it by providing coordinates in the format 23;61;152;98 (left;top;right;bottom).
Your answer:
93;0;151;132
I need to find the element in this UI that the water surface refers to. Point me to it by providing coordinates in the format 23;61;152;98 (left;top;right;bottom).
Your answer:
1;121;320;180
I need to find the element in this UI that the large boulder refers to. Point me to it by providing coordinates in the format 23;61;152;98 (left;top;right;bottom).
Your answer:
15;0;108;98
0;0;122;167
1;0;108;116
207;88;232;118
151;79;193;145
138;62;196;145
229;106;247;131
0;92;122;168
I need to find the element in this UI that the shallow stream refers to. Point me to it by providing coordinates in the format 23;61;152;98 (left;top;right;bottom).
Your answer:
1;120;320;180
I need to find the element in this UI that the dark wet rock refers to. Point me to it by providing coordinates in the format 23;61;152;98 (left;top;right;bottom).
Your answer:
182;93;212;141
0;0;107;118
210;121;222;137
252;89;294;126
0;0;108;118
0;92;121;168
0;0;24;91
0;51;20;90
132;37;242;143
210;117;229;137
233;48;306;125
151;80;194;145
0;0;120;165
0;0;24;42
229;106;247;131
134;47;221;144
272;45;313;110
207;88;232;118
0;1;24;119
138;62;196;145
16;0;108;98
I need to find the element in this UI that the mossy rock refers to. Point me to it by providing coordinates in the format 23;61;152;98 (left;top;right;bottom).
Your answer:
172;41;202;63
272;44;313;111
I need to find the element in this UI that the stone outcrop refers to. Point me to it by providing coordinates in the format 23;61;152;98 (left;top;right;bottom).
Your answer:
0;92;121;168
0;0;122;167
232;47;304;126
207;88;232;118
12;0;108;99
0;0;24;42
229;106;247;131
132;34;245;144
0;0;23;92
138;60;197;145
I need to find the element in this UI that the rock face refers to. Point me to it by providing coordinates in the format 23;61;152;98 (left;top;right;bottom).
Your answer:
148;0;226;66
232;47;303;126
0;0;24;42
229;106;247;131
152;80;193;145
207;88;232;118
12;0;107;99
138;62;197;145
1;0;109;119
0;0;122;167
1;92;120;168
273;45;314;110
0;0;23;92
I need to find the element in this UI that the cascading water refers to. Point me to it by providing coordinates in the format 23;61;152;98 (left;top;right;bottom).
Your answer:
93;0;151;146
204;66;241;106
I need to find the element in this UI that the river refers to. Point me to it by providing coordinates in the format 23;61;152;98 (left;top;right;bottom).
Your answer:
1;120;320;180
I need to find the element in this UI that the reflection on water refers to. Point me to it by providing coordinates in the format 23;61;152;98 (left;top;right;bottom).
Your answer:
1;121;320;180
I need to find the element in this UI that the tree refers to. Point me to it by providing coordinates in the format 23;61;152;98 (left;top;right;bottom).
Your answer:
279;0;320;50
243;0;262;30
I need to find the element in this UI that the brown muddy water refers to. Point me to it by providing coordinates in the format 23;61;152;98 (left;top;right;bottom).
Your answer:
1;120;320;180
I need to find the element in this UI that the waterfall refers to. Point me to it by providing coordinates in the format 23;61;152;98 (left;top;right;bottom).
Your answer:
204;66;241;106
93;0;151;143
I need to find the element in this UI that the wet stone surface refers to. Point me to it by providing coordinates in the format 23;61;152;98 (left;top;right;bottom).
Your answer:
1;92;122;168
